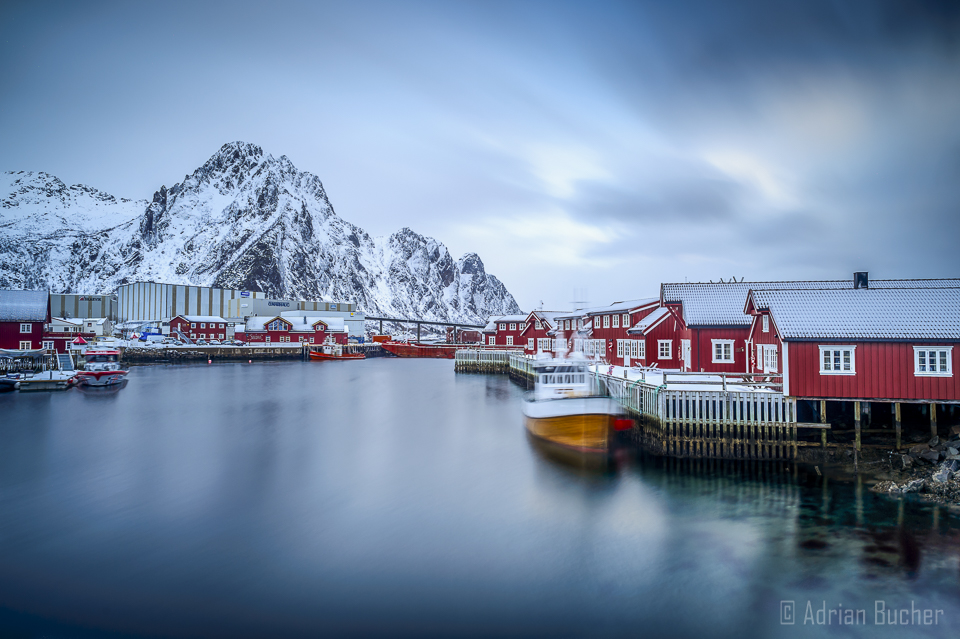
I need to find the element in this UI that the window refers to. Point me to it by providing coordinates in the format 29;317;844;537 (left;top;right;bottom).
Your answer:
42;341;55;350
556;338;566;353
267;319;288;331
535;320;541;329
499;323;506;330
200;323;205;329
616;339;625;357
219;323;225;328
309;337;314;343
191;323;196;328
914;346;952;376
506;336;513;346
759;344;778;373
19;323;32;333
658;340;672;359
527;338;534;349
623;314;630;327
762;315;769;333
712;339;735;363
220;334;225;339
266;336;271;343
819;345;856;375
612;315;620;328
20;341;31;349
509;323;516;331
603;315;610;328
488;336;495;345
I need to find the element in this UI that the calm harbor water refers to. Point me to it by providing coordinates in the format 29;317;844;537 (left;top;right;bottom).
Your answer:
0;359;958;638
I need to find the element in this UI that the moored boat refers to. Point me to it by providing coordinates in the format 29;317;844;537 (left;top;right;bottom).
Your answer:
309;343;365;360
521;356;632;454
77;349;129;387
380;341;460;359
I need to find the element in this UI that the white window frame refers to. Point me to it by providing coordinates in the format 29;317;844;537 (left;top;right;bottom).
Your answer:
603;315;610;328
658;340;672;360
612;315;620;329
616;339;625;357
913;346;953;377
20;340;32;349
760;344;778;373
506;336;513;346
711;339;735;363
499;323;506;331
624;314;630;327
819;345;856;375
488;336;495;345
535;320;541;330
190;323;196;329
762;315;769;333
509;323;516;331
42;340;55;350
20;323;32;333
527;338;534;349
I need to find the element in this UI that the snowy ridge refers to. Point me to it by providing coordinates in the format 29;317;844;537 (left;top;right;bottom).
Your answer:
0;142;521;323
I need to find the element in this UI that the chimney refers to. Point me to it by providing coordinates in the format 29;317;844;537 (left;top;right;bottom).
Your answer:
854;272;868;289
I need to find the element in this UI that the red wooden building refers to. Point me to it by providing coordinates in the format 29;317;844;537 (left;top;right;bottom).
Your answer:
744;282;960;403
481;314;528;347
0;289;50;350
43;317;96;353
169;315;229;342
581;298;659;366
519;311;564;355
242;315;346;345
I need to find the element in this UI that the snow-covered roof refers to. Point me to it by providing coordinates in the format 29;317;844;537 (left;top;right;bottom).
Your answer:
627;306;671;335
521;311;565;331
51;317;82;326
583;297;659;315
244;315;345;332
661;279;960;327
748;287;960;340
0;289;48;322
177;315;227;323
482;314;529;332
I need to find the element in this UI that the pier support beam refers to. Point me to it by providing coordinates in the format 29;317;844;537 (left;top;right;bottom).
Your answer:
417;322;421;342
894;403;901;450
820;400;827;448
854;401;861;451
930;403;937;438
379;319;383;334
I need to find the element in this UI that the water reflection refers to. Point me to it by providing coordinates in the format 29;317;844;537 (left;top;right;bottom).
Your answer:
0;360;956;638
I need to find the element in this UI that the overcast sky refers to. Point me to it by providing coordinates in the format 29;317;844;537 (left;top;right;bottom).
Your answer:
2;0;958;311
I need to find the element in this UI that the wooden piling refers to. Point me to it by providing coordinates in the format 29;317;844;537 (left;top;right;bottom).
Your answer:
894;402;901;450
930;403;937;438
820;400;827;448
854;401;861;452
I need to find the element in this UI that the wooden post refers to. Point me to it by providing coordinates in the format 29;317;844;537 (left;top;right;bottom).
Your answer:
854;401;861;452
930;403;937;438
820;400;827;448
379;319;383;334
417;322;421;342
894;403;901;450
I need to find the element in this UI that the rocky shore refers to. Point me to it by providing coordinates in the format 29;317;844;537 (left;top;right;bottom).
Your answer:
870;427;960;508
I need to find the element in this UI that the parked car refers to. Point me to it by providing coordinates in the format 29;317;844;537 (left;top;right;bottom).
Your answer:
196;339;208;345
161;338;179;345
232;340;245;346
209;339;221;345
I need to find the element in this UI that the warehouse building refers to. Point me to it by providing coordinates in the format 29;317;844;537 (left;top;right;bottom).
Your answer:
51;294;118;321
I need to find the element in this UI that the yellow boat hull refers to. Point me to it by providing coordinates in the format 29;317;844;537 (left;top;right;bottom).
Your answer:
524;413;613;454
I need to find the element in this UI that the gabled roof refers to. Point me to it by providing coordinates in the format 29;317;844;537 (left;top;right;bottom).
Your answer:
747;287;960;340
177;315;227;324
661;279;960;327
482;314;529;332
520;311;564;334
582;297;659;316
627;306;671;335
244;315;291;332
0;289;48;322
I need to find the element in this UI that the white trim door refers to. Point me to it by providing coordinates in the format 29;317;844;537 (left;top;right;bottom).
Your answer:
681;339;691;371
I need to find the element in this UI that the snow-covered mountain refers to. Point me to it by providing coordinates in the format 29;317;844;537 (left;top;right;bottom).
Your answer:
0;142;521;322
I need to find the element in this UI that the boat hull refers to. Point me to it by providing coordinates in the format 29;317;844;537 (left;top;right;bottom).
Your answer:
380;342;459;359
522;396;621;453
77;370;129;386
308;351;365;361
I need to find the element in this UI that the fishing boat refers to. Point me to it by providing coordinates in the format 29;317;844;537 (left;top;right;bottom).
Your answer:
522;355;632;454
76;349;129;387
380;341;460;359
309;343;365;361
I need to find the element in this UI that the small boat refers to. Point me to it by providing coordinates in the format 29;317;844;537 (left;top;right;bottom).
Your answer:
0;375;21;392
309;343;365;361
522;355;632;454
76;349;129;387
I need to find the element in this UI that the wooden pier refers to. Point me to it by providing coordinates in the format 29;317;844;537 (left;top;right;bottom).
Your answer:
454;349;842;461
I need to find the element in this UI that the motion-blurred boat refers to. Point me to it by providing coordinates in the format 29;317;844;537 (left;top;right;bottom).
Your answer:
522;355;631;454
309;343;365;360
76;349;129;387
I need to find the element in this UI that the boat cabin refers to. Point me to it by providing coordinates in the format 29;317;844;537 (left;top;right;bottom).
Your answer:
532;360;592;400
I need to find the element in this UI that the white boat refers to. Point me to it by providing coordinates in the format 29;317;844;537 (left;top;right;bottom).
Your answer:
521;355;630;454
77;349;129;387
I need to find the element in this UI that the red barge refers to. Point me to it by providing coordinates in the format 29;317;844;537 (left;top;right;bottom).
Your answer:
380;342;518;359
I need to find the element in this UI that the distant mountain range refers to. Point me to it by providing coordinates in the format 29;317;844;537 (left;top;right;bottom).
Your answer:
0;142;521;323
